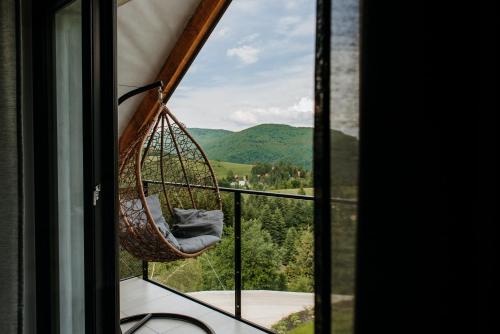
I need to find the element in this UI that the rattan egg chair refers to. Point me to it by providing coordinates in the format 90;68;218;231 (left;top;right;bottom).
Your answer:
118;84;222;262
118;82;220;334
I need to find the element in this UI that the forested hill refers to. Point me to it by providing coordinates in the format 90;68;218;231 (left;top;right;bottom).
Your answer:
186;128;233;146
189;124;358;185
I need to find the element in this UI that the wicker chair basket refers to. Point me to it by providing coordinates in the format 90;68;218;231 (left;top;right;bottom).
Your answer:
118;102;221;262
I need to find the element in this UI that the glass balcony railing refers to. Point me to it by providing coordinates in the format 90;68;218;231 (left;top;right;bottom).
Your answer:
120;182;357;333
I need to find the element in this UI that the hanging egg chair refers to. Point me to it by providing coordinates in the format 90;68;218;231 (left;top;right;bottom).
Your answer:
118;82;223;263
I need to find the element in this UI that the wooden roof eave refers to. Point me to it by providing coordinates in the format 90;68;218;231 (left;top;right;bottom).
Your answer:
119;0;232;156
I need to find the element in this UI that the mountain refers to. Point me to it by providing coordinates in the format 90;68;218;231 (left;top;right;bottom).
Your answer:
189;124;358;186
188;128;233;146
190;124;312;169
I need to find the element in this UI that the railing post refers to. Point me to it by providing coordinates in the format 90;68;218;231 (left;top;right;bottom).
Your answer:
234;191;242;319
143;181;149;281
142;260;149;280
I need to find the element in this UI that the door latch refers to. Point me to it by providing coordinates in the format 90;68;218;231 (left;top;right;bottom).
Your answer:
93;184;101;206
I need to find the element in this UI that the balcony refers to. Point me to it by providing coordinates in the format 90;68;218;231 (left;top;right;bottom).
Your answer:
120;183;357;333
120;278;266;333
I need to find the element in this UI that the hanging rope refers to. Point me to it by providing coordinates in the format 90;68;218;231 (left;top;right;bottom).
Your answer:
204;255;226;291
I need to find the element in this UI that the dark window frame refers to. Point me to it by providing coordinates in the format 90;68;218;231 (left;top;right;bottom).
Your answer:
31;0;118;333
313;0;333;333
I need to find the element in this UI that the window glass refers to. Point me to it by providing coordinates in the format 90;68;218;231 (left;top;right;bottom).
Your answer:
55;1;85;332
330;0;360;333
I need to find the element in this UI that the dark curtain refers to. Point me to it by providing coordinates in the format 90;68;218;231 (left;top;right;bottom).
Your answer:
0;0;21;332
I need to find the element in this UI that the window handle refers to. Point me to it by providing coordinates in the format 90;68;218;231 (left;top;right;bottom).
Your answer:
93;184;101;206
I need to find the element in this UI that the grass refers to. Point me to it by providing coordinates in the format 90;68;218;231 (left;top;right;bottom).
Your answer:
210;160;254;179
271;307;314;334
269;188;314;196
288;321;313;334
282;301;353;334
271;300;354;334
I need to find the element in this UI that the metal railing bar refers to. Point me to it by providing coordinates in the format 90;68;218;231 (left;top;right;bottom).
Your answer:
142;260;149;280
119;274;142;282
143;179;357;204
136;179;356;330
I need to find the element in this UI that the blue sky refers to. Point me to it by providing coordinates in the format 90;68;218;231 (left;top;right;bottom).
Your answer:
168;0;317;131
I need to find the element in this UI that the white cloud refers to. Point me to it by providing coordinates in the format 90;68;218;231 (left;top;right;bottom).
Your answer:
165;0;359;136
238;33;260;45
283;0;306;10
289;15;315;37
229;110;259;125
232;0;263;13
290;97;314;113
276;16;301;34
168;64;315;131
276;15;315;37
212;26;230;40
228;96;313;126
227;45;260;64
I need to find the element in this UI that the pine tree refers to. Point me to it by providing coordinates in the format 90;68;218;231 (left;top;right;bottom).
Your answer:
259;204;273;231
286;227;314;292
271;208;286;245
226;170;235;182
281;227;299;265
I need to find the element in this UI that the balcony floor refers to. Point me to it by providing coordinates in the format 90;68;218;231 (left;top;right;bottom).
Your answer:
120;278;267;334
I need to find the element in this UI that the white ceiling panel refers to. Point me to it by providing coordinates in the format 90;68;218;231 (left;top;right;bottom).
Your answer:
117;0;201;136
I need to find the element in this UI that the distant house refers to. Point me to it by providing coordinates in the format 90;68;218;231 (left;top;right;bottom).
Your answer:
230;176;248;188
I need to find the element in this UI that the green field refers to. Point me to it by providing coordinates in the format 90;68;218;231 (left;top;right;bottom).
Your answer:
270;188;314;196
288;321;313;334
210;160;254;179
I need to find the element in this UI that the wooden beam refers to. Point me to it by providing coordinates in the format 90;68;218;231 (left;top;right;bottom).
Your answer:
119;0;231;155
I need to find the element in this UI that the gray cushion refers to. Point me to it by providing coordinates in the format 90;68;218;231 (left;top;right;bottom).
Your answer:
177;235;221;253
123;195;180;249
172;208;224;239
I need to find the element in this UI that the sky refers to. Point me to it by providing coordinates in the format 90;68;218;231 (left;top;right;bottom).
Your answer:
168;0;316;131
168;0;359;137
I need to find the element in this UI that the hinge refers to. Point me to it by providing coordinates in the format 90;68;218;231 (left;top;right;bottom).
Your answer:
93;184;101;206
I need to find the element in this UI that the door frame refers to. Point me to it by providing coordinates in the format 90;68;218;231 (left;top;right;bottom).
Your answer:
313;0;333;332
31;0;118;333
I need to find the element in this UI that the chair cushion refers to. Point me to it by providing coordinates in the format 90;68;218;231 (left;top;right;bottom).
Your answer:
176;235;221;253
172;208;224;239
123;195;180;249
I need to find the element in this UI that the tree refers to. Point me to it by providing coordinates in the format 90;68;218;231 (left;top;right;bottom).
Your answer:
218;177;231;187
148;259;203;292
221;193;234;229
259;205;285;245
271;208;286;245
251;162;272;176
286;227;314;292
259;204;273;230
281;227;299;265
291;179;301;188
284;201;312;229
201;219;285;291
226;170;235;182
